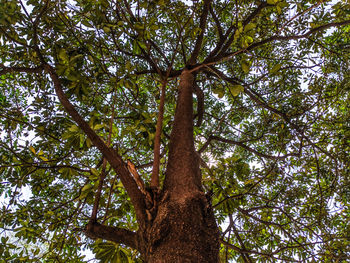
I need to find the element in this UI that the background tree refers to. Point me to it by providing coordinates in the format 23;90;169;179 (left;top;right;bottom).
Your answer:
0;0;349;262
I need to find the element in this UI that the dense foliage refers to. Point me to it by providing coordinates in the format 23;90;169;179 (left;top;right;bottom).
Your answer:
0;0;349;262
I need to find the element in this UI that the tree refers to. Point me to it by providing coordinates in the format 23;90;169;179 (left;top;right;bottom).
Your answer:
0;0;349;262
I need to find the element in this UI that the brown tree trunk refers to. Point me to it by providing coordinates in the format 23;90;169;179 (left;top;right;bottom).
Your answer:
138;70;220;262
142;192;220;262
83;69;220;262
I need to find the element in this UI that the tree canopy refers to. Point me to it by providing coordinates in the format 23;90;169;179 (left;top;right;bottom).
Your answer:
0;0;349;262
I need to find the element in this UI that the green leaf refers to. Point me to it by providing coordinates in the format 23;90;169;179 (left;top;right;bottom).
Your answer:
270;63;282;74
213;88;225;98
137;40;147;50
134;22;144;31
90;168;100;178
244;23;256;32
80;184;94;199
229;85;244;96
58;49;68;62
39;156;48;162
103;26;111;33
68;125;79;132
81;184;93;192
276;5;282;14
93;123;104;130
29;146;36;155
241;61;251;74
81;20;93;28
70;54;84;63
1;236;8;243
132;40;141;55
86;138;92;148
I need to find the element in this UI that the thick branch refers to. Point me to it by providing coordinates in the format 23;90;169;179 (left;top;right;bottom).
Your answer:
0;65;44;76
85;221;138;250
44;64;146;223
188;0;212;65
151;36;182;188
150;80;167;188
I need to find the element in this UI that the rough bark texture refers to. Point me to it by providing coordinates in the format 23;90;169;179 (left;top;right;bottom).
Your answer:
164;70;201;195
138;70;220;262
143;191;220;262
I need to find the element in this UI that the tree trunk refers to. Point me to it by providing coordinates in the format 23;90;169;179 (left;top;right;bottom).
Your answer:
141;192;219;262
138;70;220;262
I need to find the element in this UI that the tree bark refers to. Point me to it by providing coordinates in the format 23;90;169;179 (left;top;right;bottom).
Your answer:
137;70;220;262
142;194;220;262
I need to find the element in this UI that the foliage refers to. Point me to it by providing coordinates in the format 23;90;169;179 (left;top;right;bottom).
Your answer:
0;0;349;262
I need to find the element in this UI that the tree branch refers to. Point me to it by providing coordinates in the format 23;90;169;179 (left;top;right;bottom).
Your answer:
221;20;350;62
150;80;167;189
209;4;224;42
278;1;323;34
188;0;212;65
43;64;147;223
205;2;268;62
210;135;299;160
85;221;138;250
91;93;117;221
203;66;338;162
0;64;44;76
150;35;182;189
216;2;268;59
229;215;253;263
192;20;350;72
220;238;277;260
149;39;171;66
